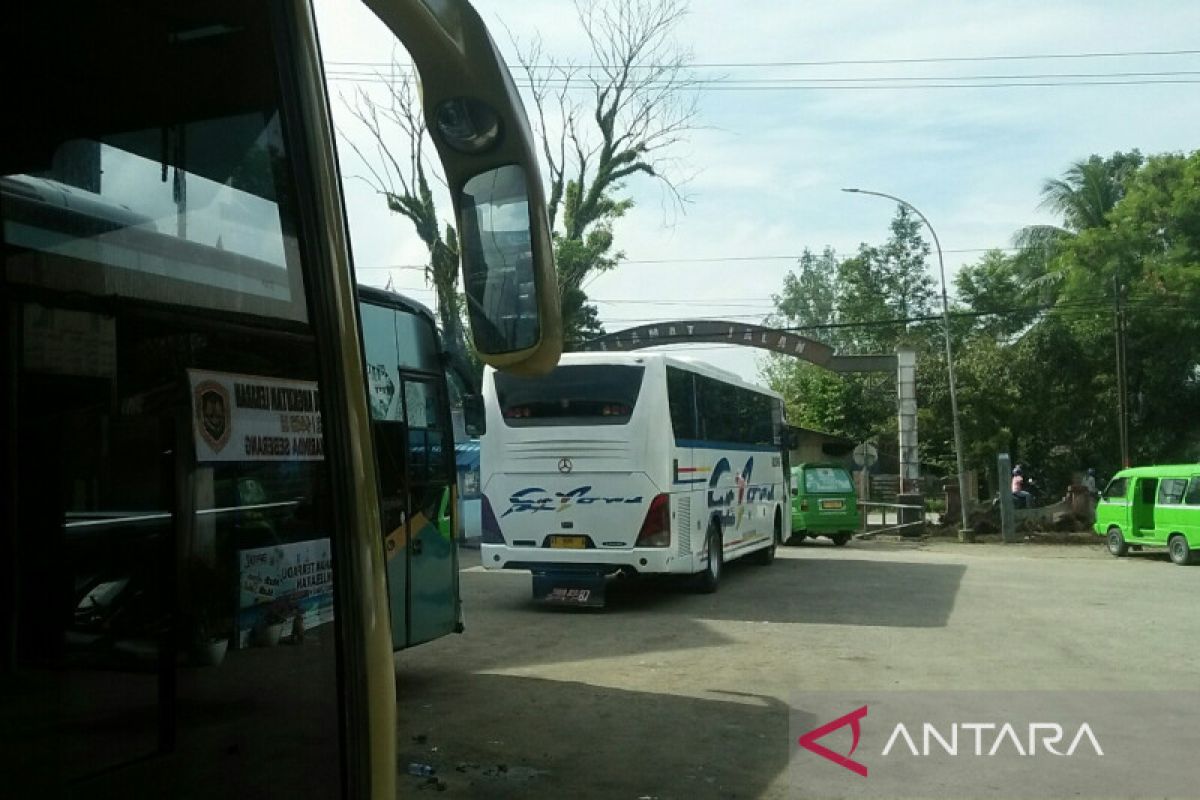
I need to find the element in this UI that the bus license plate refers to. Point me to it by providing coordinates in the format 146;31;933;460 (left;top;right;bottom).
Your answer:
549;535;587;549
820;499;844;510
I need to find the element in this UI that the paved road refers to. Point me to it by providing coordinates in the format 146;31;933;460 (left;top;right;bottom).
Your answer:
395;539;1197;798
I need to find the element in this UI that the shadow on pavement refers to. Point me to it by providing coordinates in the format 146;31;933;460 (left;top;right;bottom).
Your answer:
395;671;809;799
681;555;967;628
438;549;965;676
581;554;965;628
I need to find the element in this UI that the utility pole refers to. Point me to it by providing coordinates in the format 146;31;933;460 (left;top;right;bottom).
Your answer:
1113;275;1130;467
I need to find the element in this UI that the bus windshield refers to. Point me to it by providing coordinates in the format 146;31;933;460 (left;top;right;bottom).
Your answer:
494;364;645;426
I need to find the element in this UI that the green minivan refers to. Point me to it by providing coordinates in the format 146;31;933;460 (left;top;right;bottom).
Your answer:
1095;465;1200;565
788;463;860;546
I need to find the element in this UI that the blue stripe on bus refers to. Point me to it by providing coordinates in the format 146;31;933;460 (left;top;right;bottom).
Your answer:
672;478;709;485
674;439;780;453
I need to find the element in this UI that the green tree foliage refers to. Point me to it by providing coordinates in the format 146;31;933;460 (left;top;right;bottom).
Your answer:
764;206;935;444
1013;150;1143;302
768;151;1199;497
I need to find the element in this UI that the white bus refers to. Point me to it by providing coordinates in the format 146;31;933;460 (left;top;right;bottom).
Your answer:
479;352;790;604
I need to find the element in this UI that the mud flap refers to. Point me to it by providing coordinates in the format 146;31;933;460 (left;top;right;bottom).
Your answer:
531;568;607;607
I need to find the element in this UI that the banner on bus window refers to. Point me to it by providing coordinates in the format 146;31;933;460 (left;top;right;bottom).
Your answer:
187;369;323;462
236;538;334;646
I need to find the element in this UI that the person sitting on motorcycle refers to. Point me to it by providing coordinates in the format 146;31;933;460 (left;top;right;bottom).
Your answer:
1011;466;1032;509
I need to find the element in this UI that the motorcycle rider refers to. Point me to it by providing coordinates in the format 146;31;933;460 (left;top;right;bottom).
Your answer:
1011;465;1032;509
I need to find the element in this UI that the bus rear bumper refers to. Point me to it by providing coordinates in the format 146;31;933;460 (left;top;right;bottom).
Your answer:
481;544;696;575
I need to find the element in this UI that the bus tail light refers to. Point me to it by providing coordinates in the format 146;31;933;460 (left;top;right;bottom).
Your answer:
481;495;505;544
636;493;671;547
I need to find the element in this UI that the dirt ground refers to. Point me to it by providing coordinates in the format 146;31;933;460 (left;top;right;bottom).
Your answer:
394;537;1197;799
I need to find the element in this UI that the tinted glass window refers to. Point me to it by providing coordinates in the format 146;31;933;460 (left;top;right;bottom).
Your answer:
1158;478;1188;505
495;364;645;426
666;366;696;439
805;467;854;493
3;4;343;795
1104;477;1128;499
1186;477;1200;505
694;373;775;446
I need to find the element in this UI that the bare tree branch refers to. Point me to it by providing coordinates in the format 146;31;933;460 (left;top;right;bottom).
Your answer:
335;59;468;358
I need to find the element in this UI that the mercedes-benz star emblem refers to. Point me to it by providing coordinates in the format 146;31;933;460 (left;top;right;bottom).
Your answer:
558;457;573;474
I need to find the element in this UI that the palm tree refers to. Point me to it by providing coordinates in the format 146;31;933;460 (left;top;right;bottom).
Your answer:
1013;151;1142;300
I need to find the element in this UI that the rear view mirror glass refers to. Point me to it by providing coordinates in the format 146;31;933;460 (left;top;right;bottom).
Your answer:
459;165;540;355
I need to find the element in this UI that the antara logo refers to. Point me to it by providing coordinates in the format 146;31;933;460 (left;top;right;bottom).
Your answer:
501;485;643;517
797;706;1104;777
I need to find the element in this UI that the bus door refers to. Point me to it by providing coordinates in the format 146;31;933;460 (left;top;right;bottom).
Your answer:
361;298;459;649
398;372;458;645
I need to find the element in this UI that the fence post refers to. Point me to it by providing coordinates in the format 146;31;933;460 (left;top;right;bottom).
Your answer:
998;452;1017;542
897;492;925;537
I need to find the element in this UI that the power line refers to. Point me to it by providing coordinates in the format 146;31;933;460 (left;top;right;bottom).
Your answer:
327;68;1200;84
327;73;1200;91
591;289;1193;326
611;248;1018;265
324;48;1200;71
354;247;1023;277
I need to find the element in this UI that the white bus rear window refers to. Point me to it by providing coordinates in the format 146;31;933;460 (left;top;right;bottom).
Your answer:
495;365;644;426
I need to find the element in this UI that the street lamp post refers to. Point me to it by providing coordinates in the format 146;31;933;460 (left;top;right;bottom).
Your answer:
842;188;972;538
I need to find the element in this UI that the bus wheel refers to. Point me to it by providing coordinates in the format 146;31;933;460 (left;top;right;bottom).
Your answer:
751;513;780;566
1106;527;1128;557
1168;534;1194;566
694;523;723;593
832;533;850;547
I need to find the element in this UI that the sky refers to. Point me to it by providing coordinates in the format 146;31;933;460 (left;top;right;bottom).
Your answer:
313;0;1200;382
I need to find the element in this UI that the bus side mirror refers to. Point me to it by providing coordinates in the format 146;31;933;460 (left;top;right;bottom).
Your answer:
790;488;798;498
367;0;562;375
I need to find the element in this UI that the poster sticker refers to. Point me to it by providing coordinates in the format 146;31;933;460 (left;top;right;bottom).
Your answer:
237;538;335;643
188;369;323;462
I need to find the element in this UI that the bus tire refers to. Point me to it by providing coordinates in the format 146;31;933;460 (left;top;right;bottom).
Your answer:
1168;534;1194;566
694;522;723;593
1106;527;1128;557
832;533;850;547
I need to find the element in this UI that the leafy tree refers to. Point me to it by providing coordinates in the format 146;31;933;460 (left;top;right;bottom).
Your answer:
954;249;1039;337
1013;150;1144;301
772;247;839;331
764;207;937;444
767;152;1199;499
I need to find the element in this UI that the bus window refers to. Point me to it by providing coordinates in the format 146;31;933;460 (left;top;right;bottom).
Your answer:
494;364;646;426
3;4;343;796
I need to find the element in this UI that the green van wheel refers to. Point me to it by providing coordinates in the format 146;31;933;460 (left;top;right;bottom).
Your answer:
1168;534;1195;566
1106;528;1128;557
